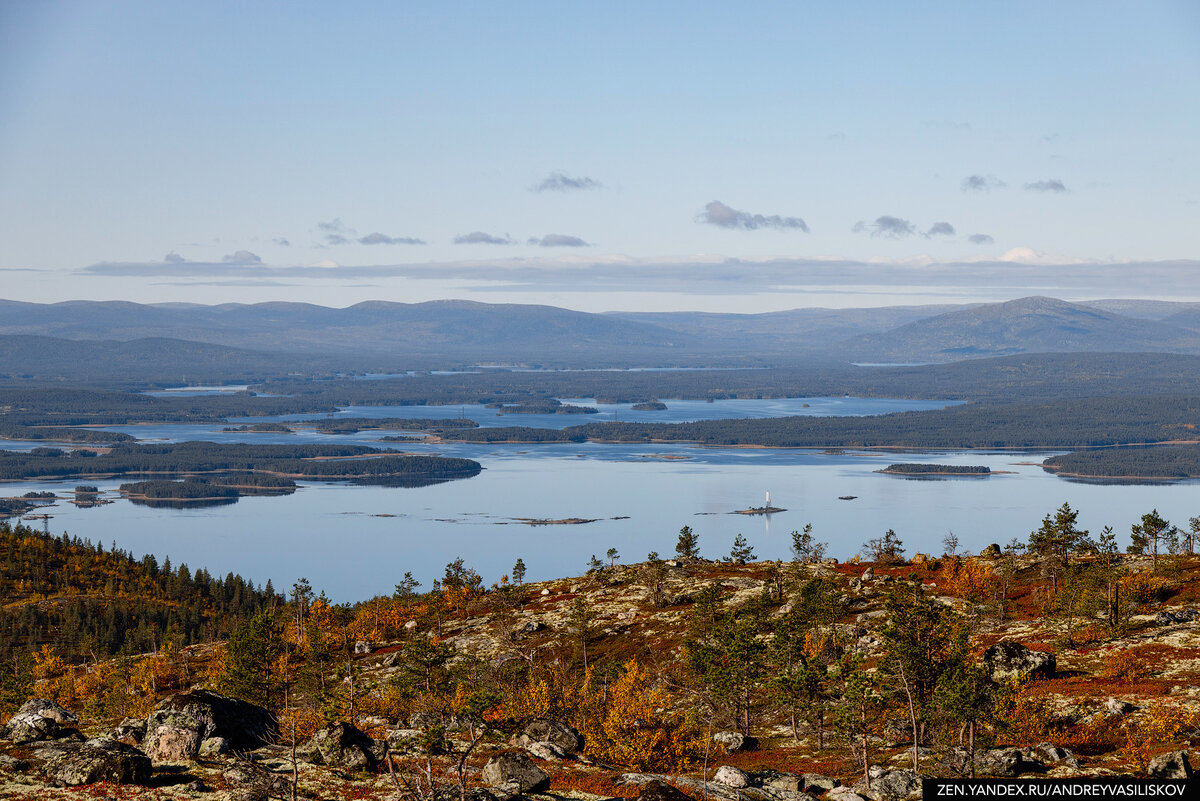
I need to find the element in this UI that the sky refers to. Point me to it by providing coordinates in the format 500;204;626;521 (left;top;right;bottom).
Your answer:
2;1;1199;313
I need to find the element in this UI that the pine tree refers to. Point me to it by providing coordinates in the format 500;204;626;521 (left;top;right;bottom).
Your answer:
511;558;527;585
606;547;620;566
791;524;826;563
1129;508;1174;572
675;526;700;559
729;533;755;564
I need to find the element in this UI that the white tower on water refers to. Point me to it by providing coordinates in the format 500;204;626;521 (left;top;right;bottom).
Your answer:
766;490;770;507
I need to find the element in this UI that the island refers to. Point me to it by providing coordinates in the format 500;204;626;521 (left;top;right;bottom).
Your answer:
879;463;991;475
734;505;786;515
631;400;668;411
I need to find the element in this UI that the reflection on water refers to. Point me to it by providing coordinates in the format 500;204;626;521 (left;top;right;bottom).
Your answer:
4;447;1198;604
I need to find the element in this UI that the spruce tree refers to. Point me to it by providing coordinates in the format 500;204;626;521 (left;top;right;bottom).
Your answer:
729;533;756;564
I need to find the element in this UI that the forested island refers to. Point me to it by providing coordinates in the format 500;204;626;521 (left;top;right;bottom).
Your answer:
0;442;482;487
1042;443;1200;480
881;463;991;475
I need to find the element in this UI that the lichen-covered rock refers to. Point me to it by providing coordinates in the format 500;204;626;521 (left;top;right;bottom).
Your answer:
145;689;277;751
636;780;693;801
1148;750;1192;779
222;760;290;801
109;717;147;745
713;730;756;753
1033;742;1080;769
983;641;1055;684
975;748;1025;777
36;738;152;786
302;721;380;770
481;752;549;792
980;544;1002;559
803;774;840;792
524;739;568;761
200;736;232;758
713;765;749;788
143;723;203;763
521;718;583;753
5;698;80;744
854;766;923;800
1105;698;1135;716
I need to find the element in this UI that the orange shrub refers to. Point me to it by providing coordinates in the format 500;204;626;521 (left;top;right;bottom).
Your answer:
938;559;997;603
1121;573;1172;607
1121;701;1196;774
1101;648;1154;682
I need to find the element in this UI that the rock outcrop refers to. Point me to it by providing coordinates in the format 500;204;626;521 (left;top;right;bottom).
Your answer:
35;738;152;786
482;752;550;792
301;721;384;771
983;641;1055;684
519;718;583;753
2;698;80;744
144;689;278;759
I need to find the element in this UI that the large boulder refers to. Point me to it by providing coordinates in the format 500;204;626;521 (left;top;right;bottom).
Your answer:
983;641;1055;684
109;717;147;745
975;748;1027;777
712;730;756;753
4;698;80;744
712;765;749;788
301;721;383;771
145;689;277;752
481;752;549;793
222;760;290;801
36;738;152;786
143;723;203;763
853;766;923;800
520;718;583;753
1149;751;1192;779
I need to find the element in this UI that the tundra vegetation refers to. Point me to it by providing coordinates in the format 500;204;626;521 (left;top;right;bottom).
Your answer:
3;504;1200;799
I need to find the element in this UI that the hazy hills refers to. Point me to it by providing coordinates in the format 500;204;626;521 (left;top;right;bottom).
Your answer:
1;296;1200;382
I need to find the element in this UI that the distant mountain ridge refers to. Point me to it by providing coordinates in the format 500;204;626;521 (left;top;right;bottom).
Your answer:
1;296;1199;376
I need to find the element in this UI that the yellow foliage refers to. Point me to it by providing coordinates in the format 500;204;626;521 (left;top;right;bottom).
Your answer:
938;558;996;603
277;706;324;745
1101;647;1154;682
1121;572;1171;607
584;660;703;772
1121;700;1196;774
991;680;1061;746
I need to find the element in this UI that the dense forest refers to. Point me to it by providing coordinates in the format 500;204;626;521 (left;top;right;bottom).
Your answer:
881;464;991;475
0;521;273;668
439;394;1200;450
1042;444;1200;479
0;442;482;486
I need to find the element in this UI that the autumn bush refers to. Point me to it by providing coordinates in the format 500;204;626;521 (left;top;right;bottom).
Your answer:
990;680;1065;746
1101;647;1155;682
1121;700;1197;774
1120;572;1172;608
584;659;704;772
938;558;997;603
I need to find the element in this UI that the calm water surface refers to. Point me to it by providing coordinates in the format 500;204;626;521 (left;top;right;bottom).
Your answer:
3;397;1198;601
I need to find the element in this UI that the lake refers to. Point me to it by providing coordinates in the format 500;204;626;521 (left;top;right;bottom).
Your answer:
2;397;1198;601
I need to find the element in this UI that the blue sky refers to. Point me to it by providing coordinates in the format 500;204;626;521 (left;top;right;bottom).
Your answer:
2;1;1199;311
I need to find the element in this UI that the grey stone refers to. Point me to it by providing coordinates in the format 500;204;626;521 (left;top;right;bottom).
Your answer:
803;774;840;791
525;739;567;761
1035;742;1080;768
144;723;202;763
713;730;756;753
636;780;693;801
301;721;380;770
861;568;875;581
200;736;232;758
713;765;750;788
976;748;1024;777
481;752;549;792
109;717;146;745
5;698;80;744
1155;609;1200;625
980;544;1001;559
983;641;1055;684
521;718;583;753
763;772;802;792
354;640;373;654
1148;750;1192;779
222;760;290;801
145;689;278;752
36;738;152;786
854;766;923;800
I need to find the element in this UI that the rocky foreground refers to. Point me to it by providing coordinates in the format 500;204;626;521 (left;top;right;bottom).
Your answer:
3;552;1200;800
